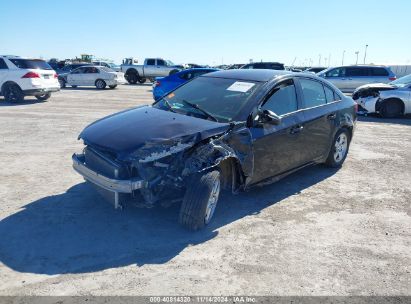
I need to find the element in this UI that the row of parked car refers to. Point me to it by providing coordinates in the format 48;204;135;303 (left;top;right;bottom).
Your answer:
1;54;410;118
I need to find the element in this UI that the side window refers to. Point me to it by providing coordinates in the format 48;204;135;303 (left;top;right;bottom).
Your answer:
262;79;298;116
0;59;8;69
156;59;165;66
324;85;340;103
326;67;345;77
180;72;192;80
72;68;85;74
371;67;389;76
346;67;368;77
146;59;155;66
300;78;327;108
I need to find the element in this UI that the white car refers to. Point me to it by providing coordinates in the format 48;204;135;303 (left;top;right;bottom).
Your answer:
59;66;126;89
0;55;60;102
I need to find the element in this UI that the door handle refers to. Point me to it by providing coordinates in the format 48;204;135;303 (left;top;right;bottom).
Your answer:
327;113;337;120
290;125;304;134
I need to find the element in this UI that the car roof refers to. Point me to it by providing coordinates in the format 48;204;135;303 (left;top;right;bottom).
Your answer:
202;69;293;82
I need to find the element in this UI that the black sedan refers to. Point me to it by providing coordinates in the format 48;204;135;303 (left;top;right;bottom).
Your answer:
72;70;356;230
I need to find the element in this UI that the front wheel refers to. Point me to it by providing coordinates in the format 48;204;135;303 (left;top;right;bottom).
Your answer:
35;93;51;101
179;170;220;231
324;129;351;168
380;99;403;118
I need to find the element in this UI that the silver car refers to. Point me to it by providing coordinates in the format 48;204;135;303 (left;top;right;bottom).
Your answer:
352;74;411;117
317;65;396;93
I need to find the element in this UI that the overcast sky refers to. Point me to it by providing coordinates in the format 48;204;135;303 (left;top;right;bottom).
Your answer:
1;0;410;66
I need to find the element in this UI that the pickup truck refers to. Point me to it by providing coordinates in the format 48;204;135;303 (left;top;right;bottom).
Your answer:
121;58;181;84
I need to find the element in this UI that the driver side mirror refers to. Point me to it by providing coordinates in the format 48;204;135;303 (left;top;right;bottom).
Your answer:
257;109;282;125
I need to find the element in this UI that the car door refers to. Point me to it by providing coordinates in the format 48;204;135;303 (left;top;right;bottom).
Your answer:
323;67;348;92
296;77;337;163
345;67;369;91
144;59;156;77
83;67;100;86
67;67;86;85
250;78;306;183
155;59;168;76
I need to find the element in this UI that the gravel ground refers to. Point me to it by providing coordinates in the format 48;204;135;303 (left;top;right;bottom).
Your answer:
0;84;410;296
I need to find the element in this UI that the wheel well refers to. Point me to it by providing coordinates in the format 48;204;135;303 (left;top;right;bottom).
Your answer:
169;69;179;75
380;98;405;114
126;68;139;76
219;157;245;192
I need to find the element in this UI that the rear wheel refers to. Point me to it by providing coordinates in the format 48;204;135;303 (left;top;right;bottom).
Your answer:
35;93;51;101
2;83;24;102
380;99;403;118
179;170;220;231
325;129;350;168
127;72;138;84
58;78;66;88
95;79;106;89
109;85;117;89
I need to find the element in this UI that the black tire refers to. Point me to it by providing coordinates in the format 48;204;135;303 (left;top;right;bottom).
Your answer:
58;78;66;88
109;85;117;89
95;79;106;89
2;83;24;102
380;99;404;118
178;170;221;231
138;77;146;84
324;129;351;168
35;93;51;101
127;72;138;84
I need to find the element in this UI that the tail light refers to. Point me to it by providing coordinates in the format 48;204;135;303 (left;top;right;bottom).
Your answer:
22;72;40;78
354;102;358;113
154;81;161;87
389;77;396;81
54;73;58;79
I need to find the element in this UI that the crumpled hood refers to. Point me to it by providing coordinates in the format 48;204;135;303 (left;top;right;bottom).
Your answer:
354;83;396;92
79;106;230;161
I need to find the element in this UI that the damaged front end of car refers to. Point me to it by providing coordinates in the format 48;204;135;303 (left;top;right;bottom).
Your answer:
352;84;397;114
73;122;253;209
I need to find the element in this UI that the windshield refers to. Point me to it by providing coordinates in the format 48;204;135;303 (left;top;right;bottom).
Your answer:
166;60;175;66
10;59;52;70
153;76;261;122
390;74;411;87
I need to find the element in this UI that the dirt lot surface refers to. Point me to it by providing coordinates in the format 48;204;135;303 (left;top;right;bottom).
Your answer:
0;85;410;296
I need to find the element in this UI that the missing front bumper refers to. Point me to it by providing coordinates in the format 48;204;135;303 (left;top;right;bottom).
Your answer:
72;153;146;208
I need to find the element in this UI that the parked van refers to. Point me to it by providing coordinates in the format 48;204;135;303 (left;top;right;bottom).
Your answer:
317;65;396;93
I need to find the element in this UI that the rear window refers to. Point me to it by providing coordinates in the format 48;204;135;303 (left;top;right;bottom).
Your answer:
371;67;389;76
9;59;52;70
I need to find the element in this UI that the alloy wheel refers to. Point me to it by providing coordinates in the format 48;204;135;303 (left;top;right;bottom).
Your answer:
204;178;220;224
333;133;348;163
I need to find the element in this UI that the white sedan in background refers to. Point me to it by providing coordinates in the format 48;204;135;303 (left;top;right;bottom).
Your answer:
58;66;126;89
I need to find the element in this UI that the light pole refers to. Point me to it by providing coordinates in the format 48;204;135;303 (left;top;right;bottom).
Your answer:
342;50;346;65
363;44;368;64
319;54;322;66
355;51;359;65
328;54;331;67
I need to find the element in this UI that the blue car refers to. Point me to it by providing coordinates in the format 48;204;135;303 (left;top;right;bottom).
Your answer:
153;68;219;100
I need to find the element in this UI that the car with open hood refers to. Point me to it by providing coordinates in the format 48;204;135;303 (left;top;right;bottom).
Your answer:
352;73;411;117
72;69;356;230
